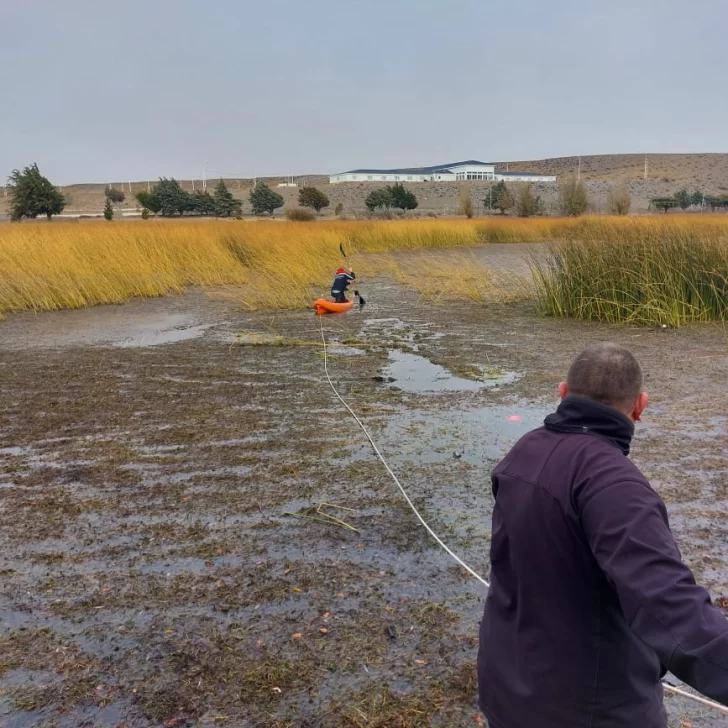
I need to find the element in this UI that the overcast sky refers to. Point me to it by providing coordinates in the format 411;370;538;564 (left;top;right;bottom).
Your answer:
1;0;726;184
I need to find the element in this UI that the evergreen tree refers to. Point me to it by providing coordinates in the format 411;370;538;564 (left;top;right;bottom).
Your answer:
674;189;692;210
213;180;242;217
191;190;217;216
298;186;330;213
651;198;679;213
365;188;393;212
704;195;728;211
249;182;284;215
135;189;162;214
487;181;514;214
8;163;66;220
156;178;193;216
103;197;114;221
388;183;418;212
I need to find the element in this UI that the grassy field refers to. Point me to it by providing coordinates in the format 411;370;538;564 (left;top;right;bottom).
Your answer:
0;219;521;316
1;216;727;325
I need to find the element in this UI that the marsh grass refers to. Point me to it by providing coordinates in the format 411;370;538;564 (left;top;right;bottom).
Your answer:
1;216;727;317
362;251;531;304
533;218;728;326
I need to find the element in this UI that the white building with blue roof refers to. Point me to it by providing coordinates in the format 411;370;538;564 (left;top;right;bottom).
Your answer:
329;160;556;184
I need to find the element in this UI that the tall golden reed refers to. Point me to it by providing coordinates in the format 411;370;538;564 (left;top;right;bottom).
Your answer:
0;215;726;319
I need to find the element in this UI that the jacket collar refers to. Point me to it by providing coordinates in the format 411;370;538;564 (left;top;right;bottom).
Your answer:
543;395;635;455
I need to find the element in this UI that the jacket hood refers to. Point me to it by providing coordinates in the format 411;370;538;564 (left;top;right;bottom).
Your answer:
544;395;635;455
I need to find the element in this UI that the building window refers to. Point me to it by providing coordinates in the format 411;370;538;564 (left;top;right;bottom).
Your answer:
368;176;373;180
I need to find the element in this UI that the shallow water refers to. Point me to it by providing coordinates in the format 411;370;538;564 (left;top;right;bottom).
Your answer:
0;292;216;350
376;402;553;467
382;350;520;393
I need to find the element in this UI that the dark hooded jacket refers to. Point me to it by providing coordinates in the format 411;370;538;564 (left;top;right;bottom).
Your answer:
331;269;355;296
478;395;728;728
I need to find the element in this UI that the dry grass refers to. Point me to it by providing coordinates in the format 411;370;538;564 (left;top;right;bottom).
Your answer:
362;250;531;304
1;216;727;316
0;219;493;315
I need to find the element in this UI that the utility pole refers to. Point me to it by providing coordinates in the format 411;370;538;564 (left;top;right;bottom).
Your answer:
202;161;207;192
577;156;581;181
644;155;648;180
191;176;195;192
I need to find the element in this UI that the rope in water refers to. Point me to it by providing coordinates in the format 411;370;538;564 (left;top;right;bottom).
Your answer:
317;313;489;588
316;313;728;716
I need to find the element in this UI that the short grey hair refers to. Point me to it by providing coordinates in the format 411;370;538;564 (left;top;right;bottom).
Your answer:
567;342;643;409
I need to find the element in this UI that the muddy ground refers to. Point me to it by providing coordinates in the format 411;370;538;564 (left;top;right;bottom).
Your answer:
0;247;727;727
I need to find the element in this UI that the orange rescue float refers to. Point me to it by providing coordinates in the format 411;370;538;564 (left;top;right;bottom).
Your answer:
313;298;354;315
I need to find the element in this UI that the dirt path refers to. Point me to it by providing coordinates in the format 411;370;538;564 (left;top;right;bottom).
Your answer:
0;259;727;726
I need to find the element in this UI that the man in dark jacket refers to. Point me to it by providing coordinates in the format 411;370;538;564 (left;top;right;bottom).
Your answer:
331;268;355;303
478;342;728;727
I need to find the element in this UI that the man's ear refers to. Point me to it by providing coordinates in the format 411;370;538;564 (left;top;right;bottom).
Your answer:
632;392;649;422
559;382;569;400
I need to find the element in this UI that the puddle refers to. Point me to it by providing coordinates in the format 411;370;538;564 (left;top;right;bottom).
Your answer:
0;447;26;457
0;306;214;350
376;403;554;466
327;346;367;356
113;322;213;348
382;350;520;393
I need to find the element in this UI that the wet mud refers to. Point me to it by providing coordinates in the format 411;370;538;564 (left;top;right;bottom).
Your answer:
0;253;727;727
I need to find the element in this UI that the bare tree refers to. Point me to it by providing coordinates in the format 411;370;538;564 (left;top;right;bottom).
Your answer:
607;184;631;215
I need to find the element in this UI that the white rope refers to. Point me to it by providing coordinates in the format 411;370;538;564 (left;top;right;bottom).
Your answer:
316;313;728;716
317;313;489;588
662;683;728;715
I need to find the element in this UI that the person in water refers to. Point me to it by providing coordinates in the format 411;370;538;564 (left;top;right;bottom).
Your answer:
331;268;356;303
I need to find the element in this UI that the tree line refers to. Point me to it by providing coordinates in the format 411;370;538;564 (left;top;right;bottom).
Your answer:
650;189;728;213
4;163;338;220
8;162;728;221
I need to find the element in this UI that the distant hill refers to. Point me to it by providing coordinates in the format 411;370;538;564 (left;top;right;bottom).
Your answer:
2;154;727;218
495;153;728;188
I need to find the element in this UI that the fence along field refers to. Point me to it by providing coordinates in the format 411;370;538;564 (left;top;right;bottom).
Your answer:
0;216;726;326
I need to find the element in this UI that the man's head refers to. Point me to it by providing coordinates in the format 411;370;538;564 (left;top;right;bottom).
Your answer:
559;342;648;421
